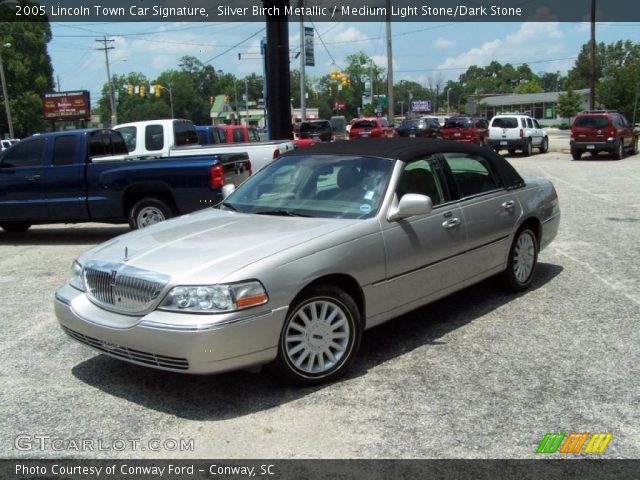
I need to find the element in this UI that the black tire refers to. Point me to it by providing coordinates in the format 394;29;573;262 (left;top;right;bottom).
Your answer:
539;136;549;153
507;149;516;155
571;149;582;160
631;137;638;155
128;197;174;229
269;285;362;386
494;147;501;153
523;139;533;157
1;223;31;233
502;227;538;292
613;139;624;160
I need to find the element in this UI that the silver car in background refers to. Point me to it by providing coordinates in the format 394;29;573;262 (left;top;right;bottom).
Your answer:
55;139;560;385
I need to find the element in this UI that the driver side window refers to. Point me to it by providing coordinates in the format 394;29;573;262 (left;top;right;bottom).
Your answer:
396;158;447;206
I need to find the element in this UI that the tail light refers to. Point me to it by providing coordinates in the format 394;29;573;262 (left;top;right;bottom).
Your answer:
519;128;524;138
273;149;280;159
210;164;224;189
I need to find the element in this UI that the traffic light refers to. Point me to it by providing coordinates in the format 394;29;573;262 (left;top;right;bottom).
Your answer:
155;85;161;97
139;85;146;97
127;84;134;95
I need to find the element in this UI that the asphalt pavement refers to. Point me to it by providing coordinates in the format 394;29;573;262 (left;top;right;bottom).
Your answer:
1;150;638;459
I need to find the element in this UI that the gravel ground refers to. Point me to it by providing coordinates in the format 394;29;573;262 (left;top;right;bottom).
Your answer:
1;150;638;459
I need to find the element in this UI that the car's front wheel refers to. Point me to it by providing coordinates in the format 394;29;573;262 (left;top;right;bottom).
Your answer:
270;285;362;385
502;227;538;291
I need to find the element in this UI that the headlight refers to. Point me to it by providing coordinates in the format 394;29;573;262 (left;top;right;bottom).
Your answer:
159;281;268;313
69;261;85;291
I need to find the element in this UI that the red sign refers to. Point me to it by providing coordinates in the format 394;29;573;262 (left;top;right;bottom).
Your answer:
42;91;91;120
334;101;346;110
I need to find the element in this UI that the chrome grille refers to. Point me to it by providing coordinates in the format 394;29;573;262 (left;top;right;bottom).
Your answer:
62;326;189;370
83;261;170;314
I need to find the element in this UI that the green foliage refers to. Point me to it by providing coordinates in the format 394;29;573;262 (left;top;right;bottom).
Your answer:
556;88;584;119
0;8;55;137
514;79;544;94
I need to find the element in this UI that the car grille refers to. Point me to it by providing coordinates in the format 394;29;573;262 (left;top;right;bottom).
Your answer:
83;262;170;314
62;326;189;371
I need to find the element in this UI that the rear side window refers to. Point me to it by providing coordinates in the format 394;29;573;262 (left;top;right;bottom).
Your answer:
232;128;245;143
111;132;128;155
52;136;77;166
0;138;46;168
491;117;518;129
526;118;533;128
89;131;125;158
574;116;609;129
145;124;164;151
173;120;198;146
248;129;260;142
444;153;500;198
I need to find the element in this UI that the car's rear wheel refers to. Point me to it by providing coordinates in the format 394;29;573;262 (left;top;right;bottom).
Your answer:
613;139;624;160
270;285;362;386
523;139;533;157
631;137;638;155
129;197;174;229
539;136;549;153
571;149;582;160
1;223;31;233
502;227;538;291
507;148;516;155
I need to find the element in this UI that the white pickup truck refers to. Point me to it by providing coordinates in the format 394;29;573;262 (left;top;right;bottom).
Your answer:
115;119;293;172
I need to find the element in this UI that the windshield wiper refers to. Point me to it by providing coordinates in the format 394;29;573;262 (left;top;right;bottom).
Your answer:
220;202;239;212
254;209;311;217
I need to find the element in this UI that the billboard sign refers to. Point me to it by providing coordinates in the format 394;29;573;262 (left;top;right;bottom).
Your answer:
42;91;91;120
411;100;432;112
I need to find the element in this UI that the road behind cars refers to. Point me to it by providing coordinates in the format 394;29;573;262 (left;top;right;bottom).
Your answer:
1;152;638;458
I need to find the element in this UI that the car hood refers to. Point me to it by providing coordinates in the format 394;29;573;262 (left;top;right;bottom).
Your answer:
79;209;357;284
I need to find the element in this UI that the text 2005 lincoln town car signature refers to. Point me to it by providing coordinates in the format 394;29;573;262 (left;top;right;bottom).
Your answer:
55;139;560;385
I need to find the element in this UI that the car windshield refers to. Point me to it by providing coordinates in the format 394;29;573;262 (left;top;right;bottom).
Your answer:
574;116;610;129
400;120;422;128
444;117;472;128
491;117;519;128
222;154;393;219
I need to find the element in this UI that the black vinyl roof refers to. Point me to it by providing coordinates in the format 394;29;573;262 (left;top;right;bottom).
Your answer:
282;138;525;189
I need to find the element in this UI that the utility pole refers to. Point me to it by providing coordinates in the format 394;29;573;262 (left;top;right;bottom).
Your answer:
96;36;117;126
385;1;394;124
299;1;306;123
589;0;596;110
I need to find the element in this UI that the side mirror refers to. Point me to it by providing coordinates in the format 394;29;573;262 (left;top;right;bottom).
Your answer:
387;194;433;221
222;184;236;199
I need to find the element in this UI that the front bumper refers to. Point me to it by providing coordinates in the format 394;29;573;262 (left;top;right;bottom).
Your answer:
488;138;526;149
54;284;286;374
570;139;617;152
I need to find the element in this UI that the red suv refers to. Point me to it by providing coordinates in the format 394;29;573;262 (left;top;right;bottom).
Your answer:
570;110;638;160
349;117;397;139
440;116;489;145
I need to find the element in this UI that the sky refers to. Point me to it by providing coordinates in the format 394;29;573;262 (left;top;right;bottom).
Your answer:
47;21;640;107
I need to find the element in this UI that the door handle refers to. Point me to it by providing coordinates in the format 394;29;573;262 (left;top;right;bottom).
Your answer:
24;174;41;181
502;200;515;209
442;218;461;229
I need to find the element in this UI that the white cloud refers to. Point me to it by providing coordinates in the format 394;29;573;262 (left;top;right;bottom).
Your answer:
434;37;455;49
437;22;565;72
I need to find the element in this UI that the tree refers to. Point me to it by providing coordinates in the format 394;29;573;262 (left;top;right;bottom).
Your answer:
514;79;544;94
0;6;55;137
556;88;583;119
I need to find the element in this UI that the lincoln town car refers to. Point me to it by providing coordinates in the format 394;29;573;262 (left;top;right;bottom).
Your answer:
55;139;560;385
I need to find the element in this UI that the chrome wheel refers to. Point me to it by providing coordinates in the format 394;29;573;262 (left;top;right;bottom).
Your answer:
512;230;536;284
284;299;351;375
136;206;166;228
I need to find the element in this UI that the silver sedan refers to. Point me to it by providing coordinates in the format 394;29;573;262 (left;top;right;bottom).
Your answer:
55;139;560;385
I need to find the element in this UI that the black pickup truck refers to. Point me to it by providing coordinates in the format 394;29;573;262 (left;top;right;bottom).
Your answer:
0;128;250;232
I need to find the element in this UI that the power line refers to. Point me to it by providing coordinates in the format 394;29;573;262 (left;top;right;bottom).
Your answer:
202;28;265;65
396;56;578;73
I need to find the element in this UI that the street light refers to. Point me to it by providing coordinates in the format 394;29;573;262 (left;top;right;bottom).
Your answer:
0;42;15;139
